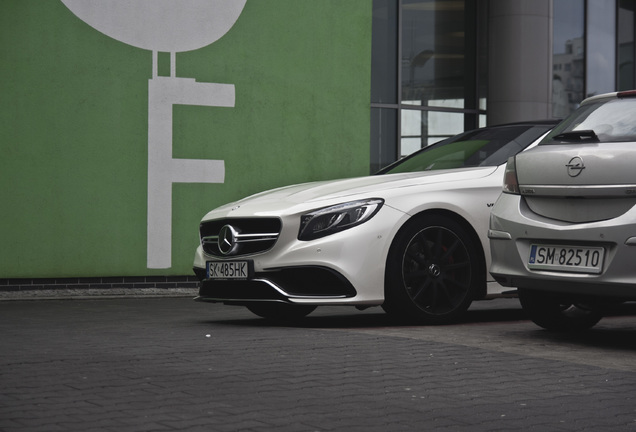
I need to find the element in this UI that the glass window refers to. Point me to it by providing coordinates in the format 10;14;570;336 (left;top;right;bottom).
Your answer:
587;0;616;97
370;0;486;172
371;0;398;104
370;108;397;173
400;108;465;157
425;110;464;144
553;0;585;117
401;103;424;156
543;97;636;144
401;0;466;106
618;0;634;90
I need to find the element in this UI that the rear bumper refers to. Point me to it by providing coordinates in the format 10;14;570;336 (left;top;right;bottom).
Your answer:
490;272;636;301
489;193;636;301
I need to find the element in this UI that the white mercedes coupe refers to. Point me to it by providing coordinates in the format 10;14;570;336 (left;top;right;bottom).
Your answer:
193;120;557;323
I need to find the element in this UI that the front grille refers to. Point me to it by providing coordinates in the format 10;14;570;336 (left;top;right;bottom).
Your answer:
200;218;282;257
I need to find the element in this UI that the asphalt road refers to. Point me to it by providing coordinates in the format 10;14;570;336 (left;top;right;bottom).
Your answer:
1;297;635;431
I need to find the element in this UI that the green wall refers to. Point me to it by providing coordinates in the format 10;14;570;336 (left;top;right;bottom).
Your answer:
0;1;372;277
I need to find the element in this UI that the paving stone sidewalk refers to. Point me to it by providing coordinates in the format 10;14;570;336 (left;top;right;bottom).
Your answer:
1;298;635;431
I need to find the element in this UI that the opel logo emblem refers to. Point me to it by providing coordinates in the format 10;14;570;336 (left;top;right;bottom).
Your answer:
566;156;585;177
218;225;239;255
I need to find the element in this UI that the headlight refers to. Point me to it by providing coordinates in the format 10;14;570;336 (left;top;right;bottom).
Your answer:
298;199;384;241
502;156;520;194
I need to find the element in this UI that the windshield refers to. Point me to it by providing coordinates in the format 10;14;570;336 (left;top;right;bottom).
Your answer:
541;97;636;144
379;124;555;175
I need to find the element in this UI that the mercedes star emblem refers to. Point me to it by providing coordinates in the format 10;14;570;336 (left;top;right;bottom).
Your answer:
218;225;239;255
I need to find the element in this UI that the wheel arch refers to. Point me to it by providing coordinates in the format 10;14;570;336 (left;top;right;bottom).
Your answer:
385;208;488;300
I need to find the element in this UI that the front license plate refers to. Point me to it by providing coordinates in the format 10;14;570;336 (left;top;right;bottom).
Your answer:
528;244;604;274
207;261;253;280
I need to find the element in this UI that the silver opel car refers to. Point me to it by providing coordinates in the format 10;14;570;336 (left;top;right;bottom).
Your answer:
489;90;636;331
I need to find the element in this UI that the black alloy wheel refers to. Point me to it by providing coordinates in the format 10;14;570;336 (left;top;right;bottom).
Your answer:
383;214;483;324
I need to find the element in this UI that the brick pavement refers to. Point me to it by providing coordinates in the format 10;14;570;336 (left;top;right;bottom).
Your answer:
1;297;635;431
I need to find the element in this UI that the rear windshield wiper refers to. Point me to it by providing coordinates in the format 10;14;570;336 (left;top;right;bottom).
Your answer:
552;129;598;142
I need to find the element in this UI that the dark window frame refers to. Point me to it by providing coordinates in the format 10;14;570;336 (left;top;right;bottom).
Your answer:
370;0;487;173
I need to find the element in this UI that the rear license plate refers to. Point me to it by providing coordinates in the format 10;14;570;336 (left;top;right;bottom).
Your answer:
528;244;604;274
207;261;253;280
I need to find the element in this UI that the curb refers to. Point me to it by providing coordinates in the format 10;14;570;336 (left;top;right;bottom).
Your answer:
0;287;199;301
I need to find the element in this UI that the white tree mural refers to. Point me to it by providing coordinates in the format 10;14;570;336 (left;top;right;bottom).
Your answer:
61;0;247;269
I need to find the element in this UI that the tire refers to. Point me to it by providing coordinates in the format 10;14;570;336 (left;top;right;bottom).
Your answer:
518;288;602;331
246;302;316;321
382;214;484;324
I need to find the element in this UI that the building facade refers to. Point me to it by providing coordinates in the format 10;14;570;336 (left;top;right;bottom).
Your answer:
371;0;636;171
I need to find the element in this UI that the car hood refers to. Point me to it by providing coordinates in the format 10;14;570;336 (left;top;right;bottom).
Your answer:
204;167;497;218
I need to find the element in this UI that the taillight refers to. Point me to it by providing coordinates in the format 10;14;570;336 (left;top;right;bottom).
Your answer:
502;157;520;195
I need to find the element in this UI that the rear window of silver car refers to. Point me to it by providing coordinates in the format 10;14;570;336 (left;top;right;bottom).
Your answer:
541;97;636;144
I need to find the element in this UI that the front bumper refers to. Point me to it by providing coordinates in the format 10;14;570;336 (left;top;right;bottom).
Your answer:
193;204;408;306
193;265;357;304
488;193;636;301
